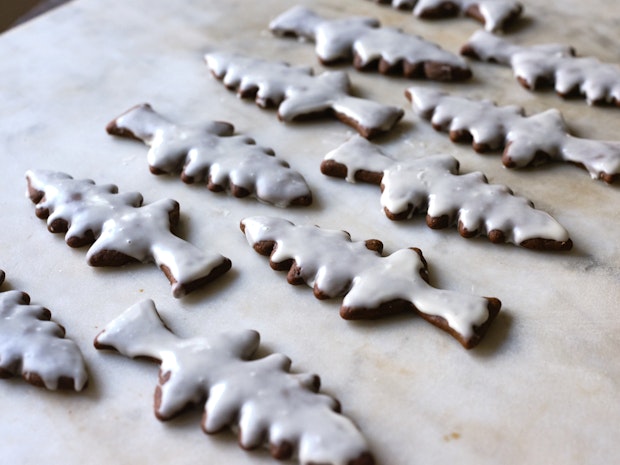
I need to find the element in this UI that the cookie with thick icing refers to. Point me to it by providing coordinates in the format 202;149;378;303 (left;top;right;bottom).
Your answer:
205;51;404;139
95;299;374;465
461;30;620;105
270;6;471;81
241;216;501;349
406;87;620;183
107;103;312;207
0;270;88;391
321;135;572;250
368;0;522;32
26;170;231;297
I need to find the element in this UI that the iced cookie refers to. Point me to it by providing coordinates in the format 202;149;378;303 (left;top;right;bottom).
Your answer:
367;0;522;32
270;6;471;81
461;30;620;105
241;216;501;349
107;104;312;207
321;135;572;250
26;170;231;298
95;299;373;465
0;270;88;391
406;87;620;183
205;51;404;138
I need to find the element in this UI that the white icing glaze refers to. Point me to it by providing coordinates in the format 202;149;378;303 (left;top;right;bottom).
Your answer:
205;51;404;138
270;6;469;76
323;135;570;247
0;281;87;391
109;104;312;207
407;87;620;182
459;0;522;31
370;0;522;32
354;27;467;70
271;6;378;63
241;216;498;346
95;299;371;465
463;30;620;105
463;30;571;64
25;170;230;297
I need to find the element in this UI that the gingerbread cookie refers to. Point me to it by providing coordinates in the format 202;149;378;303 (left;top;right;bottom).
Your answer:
95;299;373;465
26;170;231;297
368;0;522;32
270;6;471;81
0;270;88;391
461;30;620;105
321;135;572;250
107;104;312;207
241;216;501;349
406;87;620;183
205;51;404;139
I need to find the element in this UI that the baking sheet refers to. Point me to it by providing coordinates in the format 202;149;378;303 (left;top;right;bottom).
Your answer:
1;0;619;463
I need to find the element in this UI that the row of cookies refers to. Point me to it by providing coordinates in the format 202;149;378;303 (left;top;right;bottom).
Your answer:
4;1;619;464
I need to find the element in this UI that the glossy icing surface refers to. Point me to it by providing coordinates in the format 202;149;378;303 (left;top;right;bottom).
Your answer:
407;87;620;182
270;6;469;78
0;275;88;391
107;104;312;207
322;135;571;247
463;30;620;105
96;299;371;465
1;1;619;465
26;170;231;297
368;0;523;32
241;215;497;347
205;51;404;138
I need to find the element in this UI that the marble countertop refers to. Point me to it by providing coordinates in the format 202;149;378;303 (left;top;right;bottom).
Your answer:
0;0;618;464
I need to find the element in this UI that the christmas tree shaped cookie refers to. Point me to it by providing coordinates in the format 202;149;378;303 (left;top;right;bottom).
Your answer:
95;299;373;465
367;0;523;32
270;6;471;81
321;135;572;250
205;51;404;138
107;104;312;207
462;30;620;106
0;270;88;391
241;216;501;349
26;170;231;297
406;87;620;183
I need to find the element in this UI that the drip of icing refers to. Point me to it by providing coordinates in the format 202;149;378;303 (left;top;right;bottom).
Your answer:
205;51;403;138
0;282;88;391
26;170;231;297
241;216;500;348
462;30;620;105
323;135;571;248
407;87;620;183
108;104;312;207
270;6;469;78
95;299;373;465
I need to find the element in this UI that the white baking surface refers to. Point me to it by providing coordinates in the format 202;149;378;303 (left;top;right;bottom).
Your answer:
1;0;619;463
